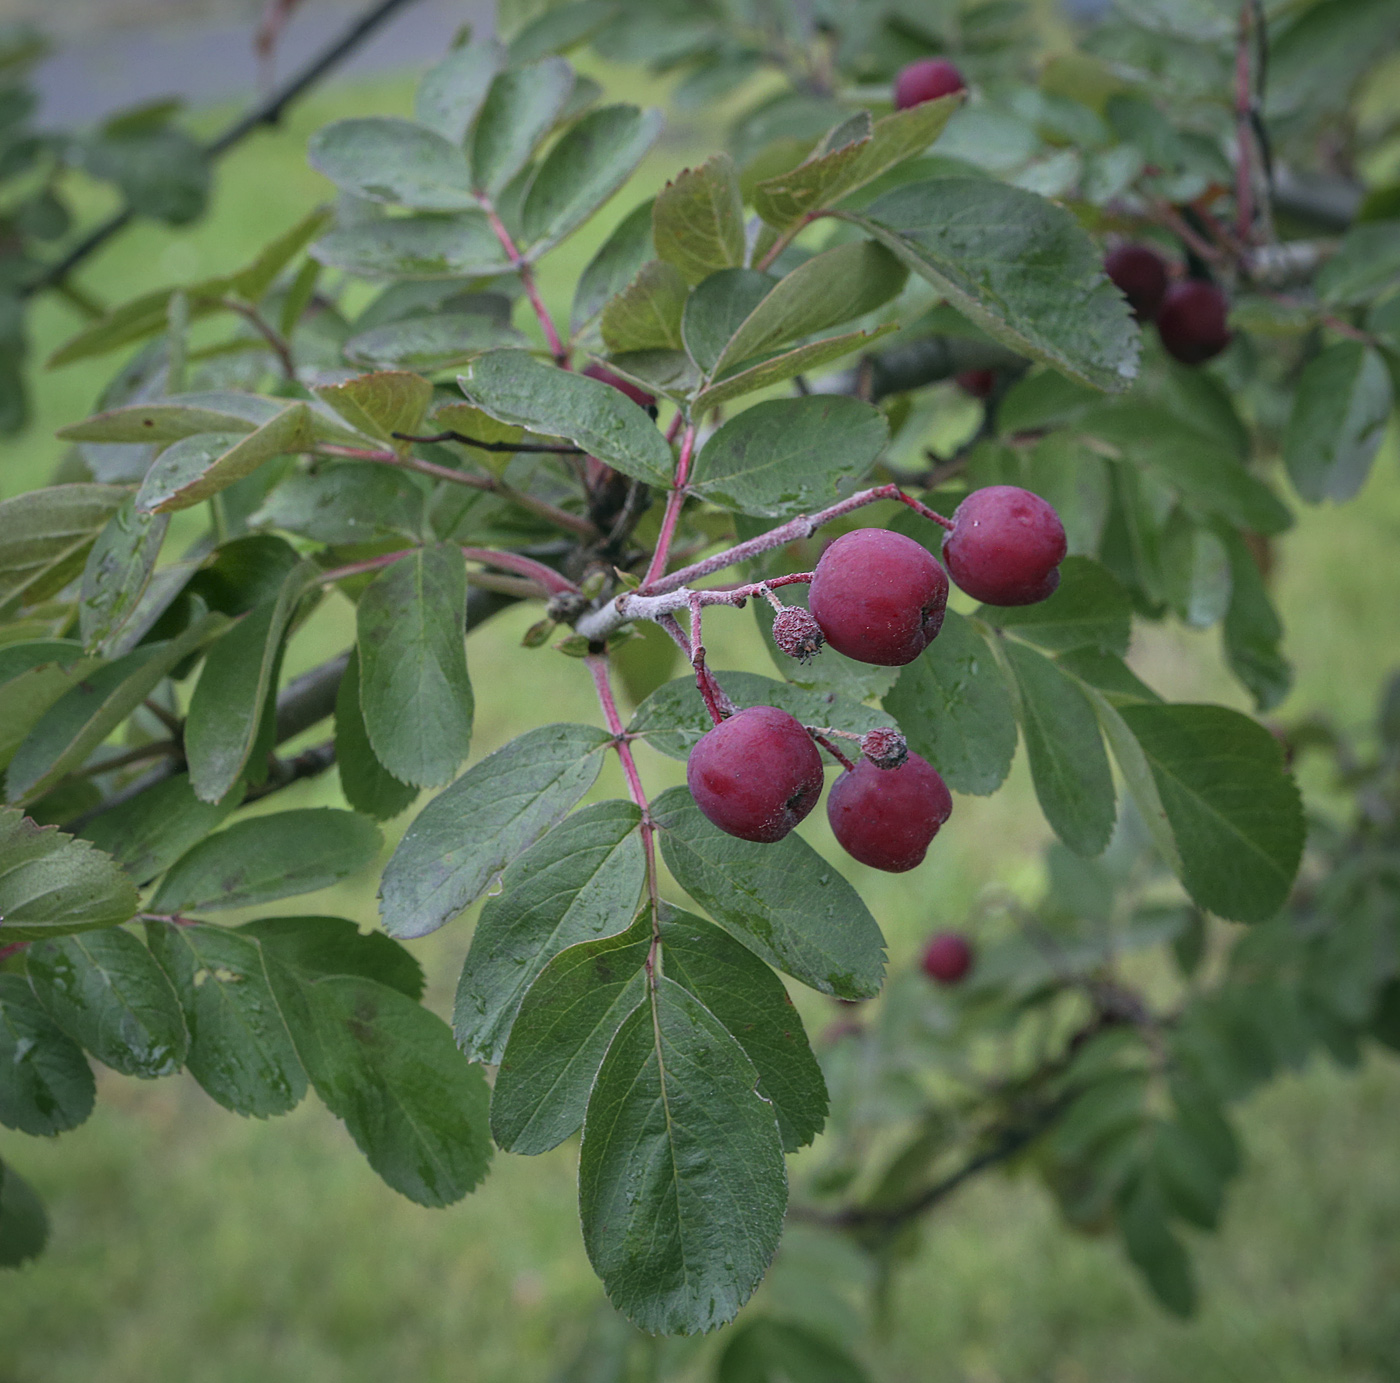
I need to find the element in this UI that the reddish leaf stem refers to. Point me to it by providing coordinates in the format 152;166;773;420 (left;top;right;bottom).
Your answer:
0;941;29;962
642;423;698;588
483;202;568;365
319;545;579;595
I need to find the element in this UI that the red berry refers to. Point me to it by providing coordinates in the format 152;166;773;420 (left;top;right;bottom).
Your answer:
955;368;998;399
1155;280;1231;365
686;706;824;844
808;528;949;667
893;58;966;110
943;486;1066;607
1104;243;1171;322
921;931;973;984
771;605;824;662
582;362;656;410
828;752;952;873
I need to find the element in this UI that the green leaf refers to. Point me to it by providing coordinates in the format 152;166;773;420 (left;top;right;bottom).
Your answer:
78;499;169;654
470;58;575;197
653;153;746;284
314;372;433;452
267;968;492;1206
334;649;418;821
145;921;307;1116
0;1158;49;1268
713;241;908;378
379;722;612;938
308;117;475;210
238;915;423;1001
81;773;238;885
454;799;644;1063
312;212;512;279
1315;219;1400;304
1151;1119;1223;1230
1160;513;1231;630
1116;703;1303;923
1283;342;1393;503
840;178;1138;392
356;545;474;789
661;909;826;1152
690;395;887;517
84;124;209;225
653;786;886;1000
600;259;688;352
7;610;225;804
520;103;663;251
0;975;95;1135
27;927;187;1077
753;96;963;228
883;610;1017;795
1118;1175;1197;1317
1003;639;1116;857
630;671;886;762
578;976;787;1334
489;909;650;1154
184;563;318;803
458;350;673;485
231;205;335;302
149;808;381;913
1023;431;1111;556
0;484;129;613
508;1;618;62
0;643;99;772
691;325;897;414
571;197;655;334
414;37;505;144
682;268;775;375
979;557;1131;655
343;312;527;371
56;390;288;444
718;1318;871;1383
1219;527;1290;712
251;463;425;545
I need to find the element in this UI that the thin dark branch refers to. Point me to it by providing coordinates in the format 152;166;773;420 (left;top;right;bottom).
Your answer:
241;738;337;802
220;297;298;380
23;0;425;298
392;430;587;456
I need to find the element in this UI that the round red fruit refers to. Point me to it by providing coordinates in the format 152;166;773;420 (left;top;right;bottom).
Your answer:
686;706;824;844
1155;280;1231;365
582;361;656;410
827;752;952;873
921;931;973;984
943;485;1066;607
1104;243;1171;322
808;528;949;666
893;57;966;110
955;368;998;399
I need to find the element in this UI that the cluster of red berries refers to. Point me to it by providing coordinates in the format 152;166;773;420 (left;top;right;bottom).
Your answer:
1104;243;1231;366
686;487;1067;872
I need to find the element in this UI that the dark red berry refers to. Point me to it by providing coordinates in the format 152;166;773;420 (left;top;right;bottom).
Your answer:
893;58;966;110
686;705;824;844
943;486;1066;607
859;727;908;770
955;368;998;399
1104;244;1171;322
808;528;949;666
828;752;952;872
921;931;973;984
771;605;824;662
1155;280;1231;365
582;361;656;410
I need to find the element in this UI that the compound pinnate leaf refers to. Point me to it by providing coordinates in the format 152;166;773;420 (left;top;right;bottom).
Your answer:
652;153;746;284
470;58;575;196
841;177;1139;393
1117;703;1304;923
0;1159;49;1268
81;773;238;886
978;557;1131;655
459;350;673;485
579;976;786;1334
883;610;1017;796
308;116;475;210
572;197;655;334
660;909;827;1152
653;786;886;1000
145;921;307;1117
0;807;139;943
600;259;688;353
240;915;424;1001
414;37;505;144
79;499;169;654
379;722;613;938
313;372;433;452
489;908;651;1154
356;545;474;789
150;809;381;914
521;104;663;251
27;927;187;1078
312;212;512;279
690;395;887;518
1283;342;1393;504
454;799;644;1063
1003;639;1117;857
0;484;129;614
334;649;419;822
0;975;95;1135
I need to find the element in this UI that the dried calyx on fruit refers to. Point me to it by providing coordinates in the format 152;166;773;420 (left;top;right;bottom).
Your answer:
859;727;909;770
771;605;825;662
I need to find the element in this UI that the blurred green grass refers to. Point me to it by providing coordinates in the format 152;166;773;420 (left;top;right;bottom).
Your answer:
1;59;1399;1383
